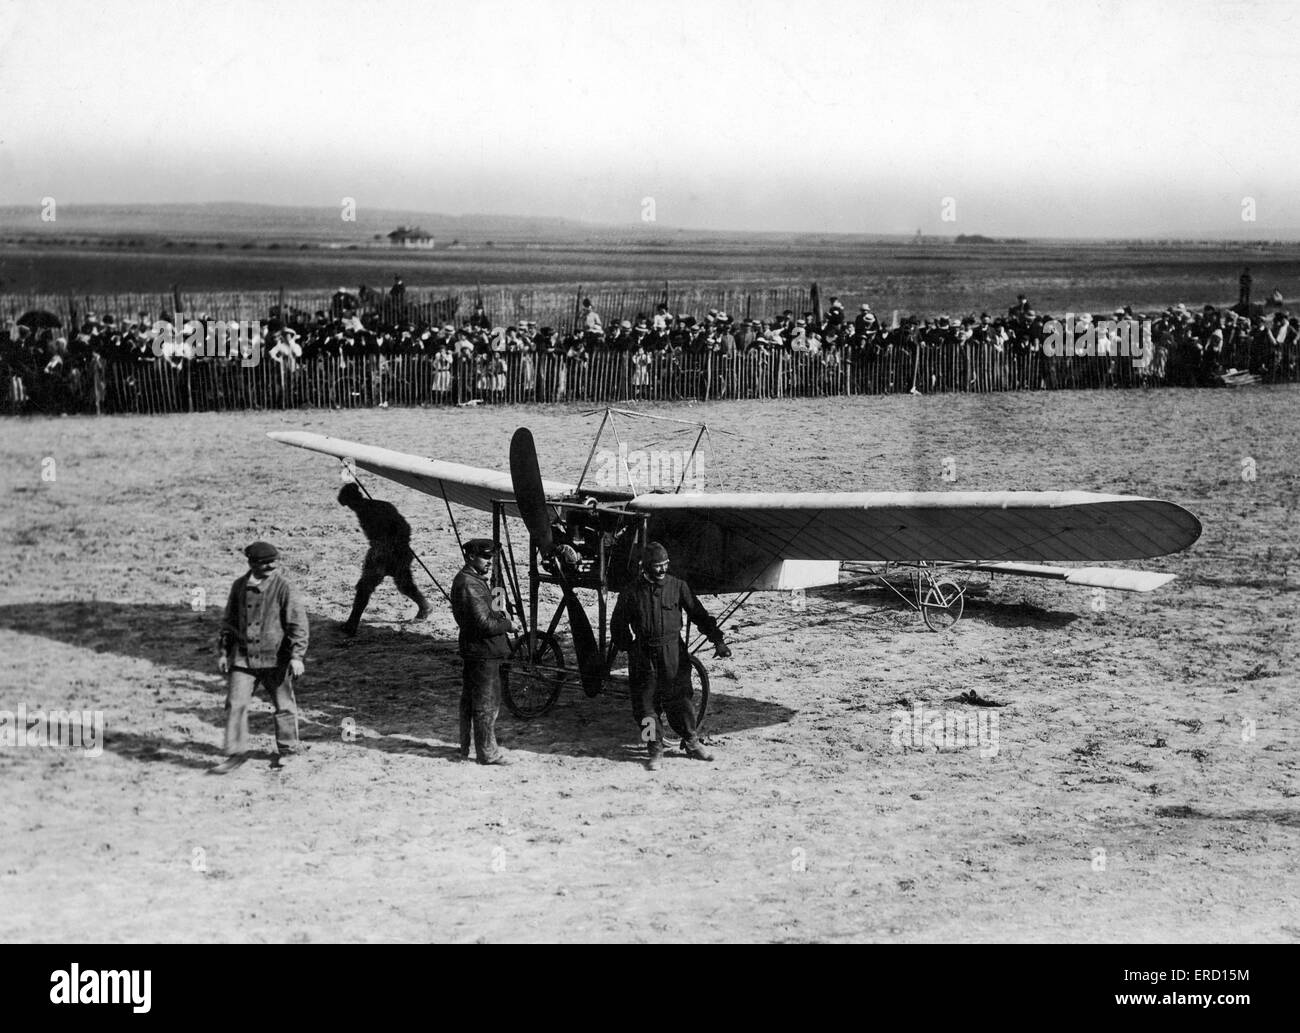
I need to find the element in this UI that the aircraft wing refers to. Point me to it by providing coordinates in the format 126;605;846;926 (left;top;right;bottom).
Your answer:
625;490;1201;563
266;431;577;516
268;432;1202;568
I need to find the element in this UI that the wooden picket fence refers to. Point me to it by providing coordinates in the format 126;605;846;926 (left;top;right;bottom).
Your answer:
6;278;1298;414
19;340;1283;416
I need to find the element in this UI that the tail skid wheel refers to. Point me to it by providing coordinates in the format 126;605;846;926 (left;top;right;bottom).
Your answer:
502;632;570;718
921;579;964;632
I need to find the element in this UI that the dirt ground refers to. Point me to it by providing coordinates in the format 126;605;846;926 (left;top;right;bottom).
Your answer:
1;387;1297;943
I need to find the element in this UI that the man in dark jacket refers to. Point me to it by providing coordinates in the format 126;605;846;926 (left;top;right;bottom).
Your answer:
611;542;731;770
338;482;429;636
213;541;309;773
450;538;514;765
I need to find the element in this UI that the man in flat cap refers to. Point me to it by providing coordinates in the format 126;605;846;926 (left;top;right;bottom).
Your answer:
213;541;309;773
450;538;515;765
611;541;731;771
338;481;429;636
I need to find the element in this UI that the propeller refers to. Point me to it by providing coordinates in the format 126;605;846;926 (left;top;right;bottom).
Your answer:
509;428;553;553
509;428;603;696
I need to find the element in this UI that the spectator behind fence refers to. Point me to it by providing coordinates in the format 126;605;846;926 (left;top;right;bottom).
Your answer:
6;286;1297;415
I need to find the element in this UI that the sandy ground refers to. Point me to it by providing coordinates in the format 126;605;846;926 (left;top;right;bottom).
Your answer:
1;387;1297;943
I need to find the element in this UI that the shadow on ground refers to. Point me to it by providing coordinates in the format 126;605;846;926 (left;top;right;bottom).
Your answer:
1154;805;1300;828
818;581;1081;631
0;601;797;768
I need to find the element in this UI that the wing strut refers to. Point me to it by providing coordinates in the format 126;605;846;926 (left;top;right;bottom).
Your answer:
437;479;463;555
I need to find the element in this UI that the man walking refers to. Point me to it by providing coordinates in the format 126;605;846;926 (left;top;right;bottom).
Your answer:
611;542;732;771
213;541;309;772
450;538;514;765
338;482;430;636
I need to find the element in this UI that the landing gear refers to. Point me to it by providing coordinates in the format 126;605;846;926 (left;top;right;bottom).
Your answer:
841;561;970;632
921;579;965;632
492;427;721;728
501;632;571;719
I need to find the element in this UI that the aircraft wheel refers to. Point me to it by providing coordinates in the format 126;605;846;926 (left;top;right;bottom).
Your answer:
657;653;711;738
691;654;711;731
921;580;964;632
502;632;570;719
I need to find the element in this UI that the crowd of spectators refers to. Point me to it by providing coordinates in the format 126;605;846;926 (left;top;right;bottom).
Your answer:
4;283;1296;413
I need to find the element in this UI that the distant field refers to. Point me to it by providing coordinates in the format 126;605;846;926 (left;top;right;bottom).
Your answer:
4;203;1298;314
4;237;1300;317
2;200;1300;317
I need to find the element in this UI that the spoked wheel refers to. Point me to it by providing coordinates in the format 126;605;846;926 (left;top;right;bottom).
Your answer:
921;579;965;632
658;653;712;737
502;632;571;718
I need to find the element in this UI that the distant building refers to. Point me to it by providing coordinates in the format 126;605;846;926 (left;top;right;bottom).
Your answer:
386;226;435;249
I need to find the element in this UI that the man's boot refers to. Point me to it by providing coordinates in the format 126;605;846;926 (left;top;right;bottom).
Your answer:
475;706;508;765
682;739;714;762
208;754;247;775
646;740;664;771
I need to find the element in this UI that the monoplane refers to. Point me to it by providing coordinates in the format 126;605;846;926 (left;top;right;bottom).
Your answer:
268;410;1201;723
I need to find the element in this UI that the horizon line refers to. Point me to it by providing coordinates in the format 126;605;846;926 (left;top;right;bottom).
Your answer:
2;200;1298;245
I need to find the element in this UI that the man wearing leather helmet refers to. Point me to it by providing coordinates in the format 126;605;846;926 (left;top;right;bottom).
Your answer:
611;541;732;771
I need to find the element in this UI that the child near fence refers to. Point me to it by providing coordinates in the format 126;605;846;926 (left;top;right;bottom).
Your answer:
631;344;650;400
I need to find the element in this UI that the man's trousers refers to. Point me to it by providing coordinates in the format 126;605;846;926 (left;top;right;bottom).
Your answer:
627;638;698;744
460;658;504;763
225;665;300;757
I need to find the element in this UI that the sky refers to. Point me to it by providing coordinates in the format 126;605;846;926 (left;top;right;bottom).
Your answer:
0;0;1296;236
